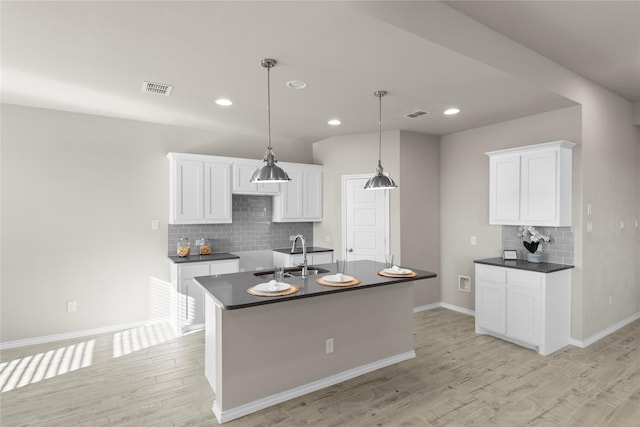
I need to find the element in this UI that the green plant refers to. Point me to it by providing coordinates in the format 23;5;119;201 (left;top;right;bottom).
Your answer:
517;226;550;254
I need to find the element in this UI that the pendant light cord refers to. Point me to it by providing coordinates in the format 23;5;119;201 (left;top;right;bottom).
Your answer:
267;62;272;151
378;91;382;168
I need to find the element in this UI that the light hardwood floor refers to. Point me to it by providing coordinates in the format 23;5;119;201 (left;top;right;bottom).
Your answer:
1;308;639;426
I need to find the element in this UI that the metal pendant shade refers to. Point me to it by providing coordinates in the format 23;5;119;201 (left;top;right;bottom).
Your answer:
251;58;291;184
364;90;397;190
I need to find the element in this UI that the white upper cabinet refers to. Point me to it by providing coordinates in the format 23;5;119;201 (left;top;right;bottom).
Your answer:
168;153;232;224
232;159;280;195
487;140;575;226
272;163;323;222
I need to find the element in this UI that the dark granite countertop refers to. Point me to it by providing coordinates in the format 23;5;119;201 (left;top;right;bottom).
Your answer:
168;252;240;264
194;259;437;310
273;246;334;255
474;257;574;273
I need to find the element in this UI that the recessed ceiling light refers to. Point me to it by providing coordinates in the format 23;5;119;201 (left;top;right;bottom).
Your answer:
286;80;307;90
215;98;233;106
328;119;342;126
444;108;460;115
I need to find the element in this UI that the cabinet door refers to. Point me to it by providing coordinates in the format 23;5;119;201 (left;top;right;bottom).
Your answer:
233;161;280;195
507;285;540;346
233;161;259;193
179;264;210;327
173;159;204;223
521;149;557;224
489;155;520;224
476;280;507;335
204;161;232;223
278;167;304;220
303;168;323;221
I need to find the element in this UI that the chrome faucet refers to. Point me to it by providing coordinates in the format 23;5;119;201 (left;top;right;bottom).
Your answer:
291;234;308;278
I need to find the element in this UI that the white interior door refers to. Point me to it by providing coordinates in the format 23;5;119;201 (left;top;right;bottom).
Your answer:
342;175;388;262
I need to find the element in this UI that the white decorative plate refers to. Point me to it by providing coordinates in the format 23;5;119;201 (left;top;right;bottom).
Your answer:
254;281;291;292
383;267;413;275
322;274;354;283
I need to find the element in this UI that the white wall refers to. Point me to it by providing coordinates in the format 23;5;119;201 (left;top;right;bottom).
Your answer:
313;130;441;307
581;93;640;338
0;104;313;343
440;107;582;323
312;131;401;260
398;131;440;307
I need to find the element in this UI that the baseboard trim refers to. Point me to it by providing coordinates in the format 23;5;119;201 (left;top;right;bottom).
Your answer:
414;302;475;316
213;350;416;424
439;302;475;317
0;317;174;350
413;302;441;313
569;311;640;348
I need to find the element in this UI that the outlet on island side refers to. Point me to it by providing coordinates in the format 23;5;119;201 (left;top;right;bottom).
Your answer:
67;300;77;312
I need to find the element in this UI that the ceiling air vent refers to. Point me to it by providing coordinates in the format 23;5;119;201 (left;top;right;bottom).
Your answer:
142;81;174;96
403;110;430;119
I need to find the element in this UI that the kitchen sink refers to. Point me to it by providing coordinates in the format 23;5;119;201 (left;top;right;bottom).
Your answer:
254;266;330;278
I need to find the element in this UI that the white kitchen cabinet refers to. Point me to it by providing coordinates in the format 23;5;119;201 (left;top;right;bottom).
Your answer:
232;159;280;195
168;153;232;224
273;250;333;268
170;259;239;334
474;263;572;356
487;140;575;226
272;163;323;222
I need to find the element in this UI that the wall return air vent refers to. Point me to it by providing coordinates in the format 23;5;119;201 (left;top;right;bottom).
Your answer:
142;81;174;96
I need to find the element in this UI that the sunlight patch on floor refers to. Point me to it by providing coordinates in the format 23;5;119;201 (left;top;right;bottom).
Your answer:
112;320;176;358
0;339;95;392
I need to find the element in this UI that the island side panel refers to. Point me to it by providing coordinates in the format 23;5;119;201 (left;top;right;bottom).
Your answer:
217;282;414;412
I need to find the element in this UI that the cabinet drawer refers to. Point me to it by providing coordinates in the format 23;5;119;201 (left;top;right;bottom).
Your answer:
210;260;239;275
180;264;211;280
476;265;506;283
507;270;542;290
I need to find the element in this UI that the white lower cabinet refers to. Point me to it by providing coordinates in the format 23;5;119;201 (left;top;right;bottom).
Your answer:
170;259;239;334
475;263;571;356
272;250;333;268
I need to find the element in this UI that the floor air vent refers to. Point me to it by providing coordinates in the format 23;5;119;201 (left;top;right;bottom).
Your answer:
142;81;174;96
403;110;430;118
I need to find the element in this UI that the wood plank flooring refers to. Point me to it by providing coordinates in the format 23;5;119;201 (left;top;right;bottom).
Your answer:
1;309;639;426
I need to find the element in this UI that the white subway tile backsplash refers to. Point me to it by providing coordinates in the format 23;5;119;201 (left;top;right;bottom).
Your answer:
168;195;312;255
502;225;574;265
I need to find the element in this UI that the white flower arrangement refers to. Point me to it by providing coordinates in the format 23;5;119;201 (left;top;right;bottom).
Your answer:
517;226;550;254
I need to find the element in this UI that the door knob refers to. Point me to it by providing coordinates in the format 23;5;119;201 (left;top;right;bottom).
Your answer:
348;248;353;252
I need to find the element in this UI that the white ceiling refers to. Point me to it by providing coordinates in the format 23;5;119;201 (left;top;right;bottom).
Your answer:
1;1;637;148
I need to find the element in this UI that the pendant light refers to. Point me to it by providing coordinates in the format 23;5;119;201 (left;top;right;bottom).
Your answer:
251;58;291;184
364;90;398;190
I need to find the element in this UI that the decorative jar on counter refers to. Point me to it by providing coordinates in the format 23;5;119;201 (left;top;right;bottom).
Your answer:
196;238;212;255
177;237;190;257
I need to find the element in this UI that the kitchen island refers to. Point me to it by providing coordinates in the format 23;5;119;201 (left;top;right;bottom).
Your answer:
194;260;437;423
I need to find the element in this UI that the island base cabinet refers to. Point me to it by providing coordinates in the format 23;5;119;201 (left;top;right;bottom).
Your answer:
206;283;415;424
475;264;571;356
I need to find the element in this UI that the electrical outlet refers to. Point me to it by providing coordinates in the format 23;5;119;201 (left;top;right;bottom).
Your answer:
325;235;331;242
67;301;77;312
325;338;334;354
470;236;477;245
151;219;159;230
289;235;296;241
609;296;613;307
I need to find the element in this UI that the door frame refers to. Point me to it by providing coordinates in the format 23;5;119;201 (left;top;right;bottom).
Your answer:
341;174;390;261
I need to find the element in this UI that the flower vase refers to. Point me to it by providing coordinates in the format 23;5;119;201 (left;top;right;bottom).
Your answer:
527;252;543;263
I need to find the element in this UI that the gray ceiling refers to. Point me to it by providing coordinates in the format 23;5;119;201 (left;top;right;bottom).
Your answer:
2;1;638;147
